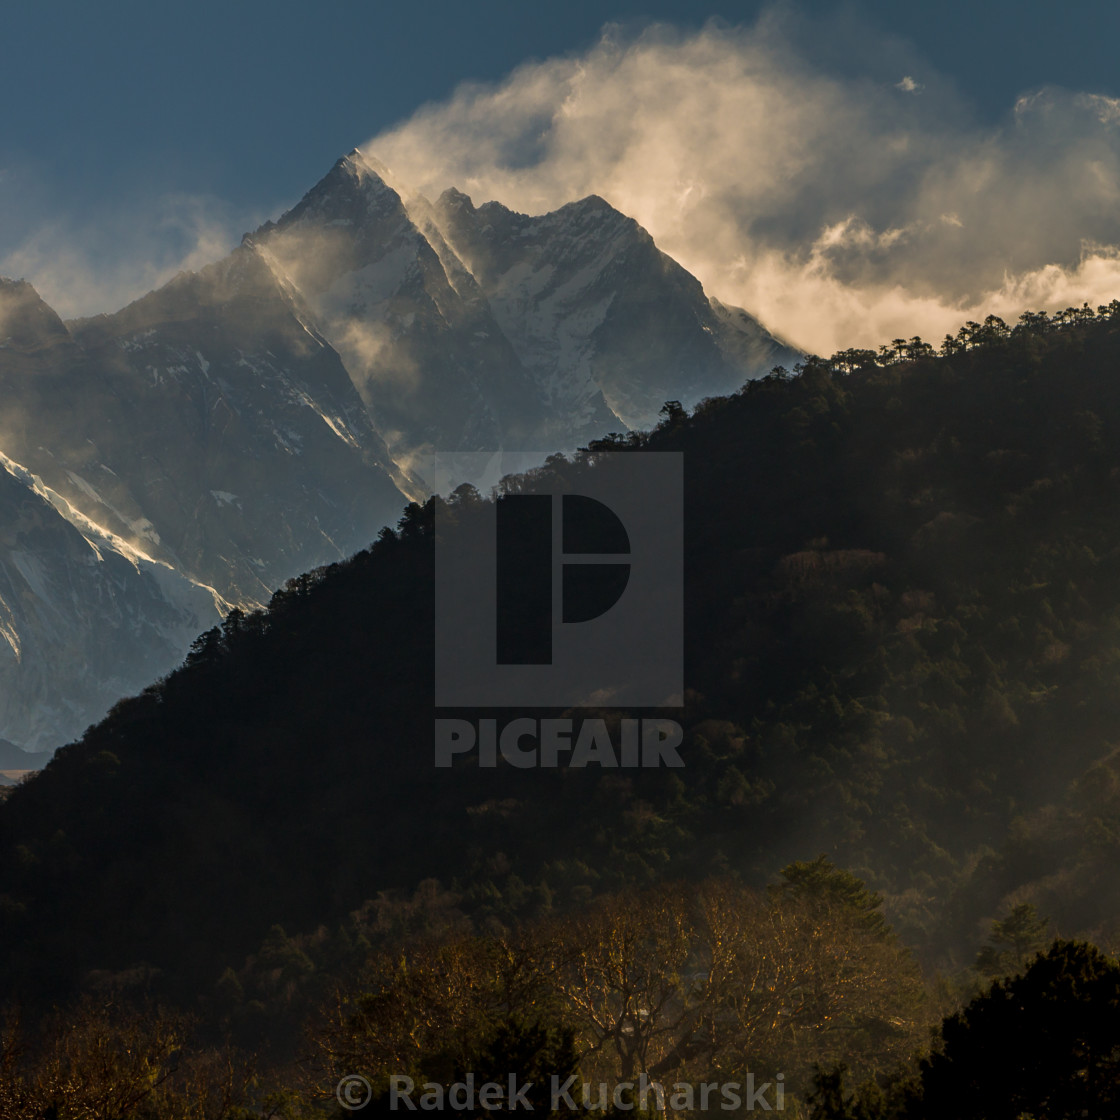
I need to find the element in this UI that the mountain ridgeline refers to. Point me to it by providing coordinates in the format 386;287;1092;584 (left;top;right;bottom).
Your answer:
5;304;1120;1012
0;151;796;750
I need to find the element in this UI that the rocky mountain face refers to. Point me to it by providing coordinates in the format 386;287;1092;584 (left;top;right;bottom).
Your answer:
252;155;606;489
427;185;790;432
0;268;408;604
0;152;800;751
64;249;409;602
255;152;800;486
0;450;226;751
0;266;408;749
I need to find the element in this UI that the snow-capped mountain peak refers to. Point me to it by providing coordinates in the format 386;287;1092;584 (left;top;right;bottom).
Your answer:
0;149;801;752
252;154;800;478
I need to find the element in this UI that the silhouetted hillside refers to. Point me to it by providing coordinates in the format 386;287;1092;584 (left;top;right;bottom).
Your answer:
6;304;1120;1005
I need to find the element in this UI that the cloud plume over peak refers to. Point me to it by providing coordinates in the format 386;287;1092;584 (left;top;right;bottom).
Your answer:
0;187;250;323
363;15;1120;356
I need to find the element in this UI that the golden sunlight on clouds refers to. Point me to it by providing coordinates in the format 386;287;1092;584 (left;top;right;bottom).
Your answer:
364;18;1120;355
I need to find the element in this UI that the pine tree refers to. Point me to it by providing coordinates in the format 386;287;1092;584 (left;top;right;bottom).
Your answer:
974;902;1049;977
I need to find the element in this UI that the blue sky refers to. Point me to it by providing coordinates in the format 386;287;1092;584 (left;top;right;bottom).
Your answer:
4;0;1120;350
4;1;1108;217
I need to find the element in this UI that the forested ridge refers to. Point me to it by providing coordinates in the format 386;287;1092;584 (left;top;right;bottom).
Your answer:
6;305;1120;1114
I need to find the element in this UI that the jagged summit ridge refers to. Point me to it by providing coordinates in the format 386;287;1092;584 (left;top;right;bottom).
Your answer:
422;173;798;429
254;156;588;486
252;152;801;475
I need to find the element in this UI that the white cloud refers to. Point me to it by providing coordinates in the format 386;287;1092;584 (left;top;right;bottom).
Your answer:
362;15;1120;355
